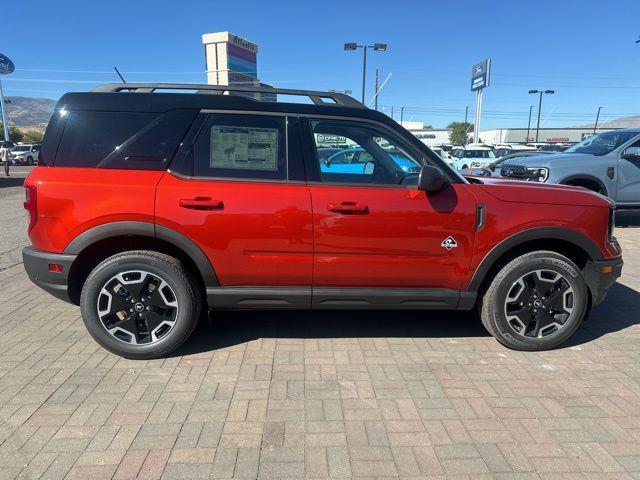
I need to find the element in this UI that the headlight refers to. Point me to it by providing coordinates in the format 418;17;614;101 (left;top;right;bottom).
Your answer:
526;167;548;182
608;207;616;242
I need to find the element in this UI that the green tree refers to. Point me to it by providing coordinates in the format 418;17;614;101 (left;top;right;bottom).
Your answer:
0;124;24;143
22;130;44;143
447;121;473;145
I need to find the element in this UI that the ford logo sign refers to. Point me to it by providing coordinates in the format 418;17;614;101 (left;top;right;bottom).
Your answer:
0;53;15;75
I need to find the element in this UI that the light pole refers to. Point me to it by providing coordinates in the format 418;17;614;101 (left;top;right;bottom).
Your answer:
464;106;469;124
526;105;533;143
593;106;602;134
529;89;555;143
344;42;387;104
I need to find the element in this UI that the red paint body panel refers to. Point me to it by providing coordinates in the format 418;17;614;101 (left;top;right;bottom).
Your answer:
25;166;162;253
25;165;620;292
155;173;313;286
463;184;620;289
477;177;614;207
309;184;477;289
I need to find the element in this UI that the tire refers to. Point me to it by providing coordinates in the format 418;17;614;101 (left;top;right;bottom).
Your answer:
80;250;201;359
480;251;588;351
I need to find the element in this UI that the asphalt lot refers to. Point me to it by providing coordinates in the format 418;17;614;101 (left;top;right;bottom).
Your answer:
1;168;639;479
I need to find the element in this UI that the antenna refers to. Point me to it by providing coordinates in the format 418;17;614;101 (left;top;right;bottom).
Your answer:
113;67;127;83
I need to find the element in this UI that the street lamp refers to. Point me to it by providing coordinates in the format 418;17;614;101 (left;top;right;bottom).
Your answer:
526;105;533;143
529;89;555;142
344;42;387;104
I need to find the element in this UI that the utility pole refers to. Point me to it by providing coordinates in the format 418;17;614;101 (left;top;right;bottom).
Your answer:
374;68;379;111
526;105;533;143
391;106;394;119
400;106;404;125
593;106;602;134
464;106;469;124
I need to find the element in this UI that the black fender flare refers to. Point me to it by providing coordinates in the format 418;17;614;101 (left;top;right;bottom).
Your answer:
559;174;608;196
64;221;219;286
467;226;604;292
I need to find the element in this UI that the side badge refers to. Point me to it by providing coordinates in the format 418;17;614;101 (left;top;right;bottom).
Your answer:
441;236;458;250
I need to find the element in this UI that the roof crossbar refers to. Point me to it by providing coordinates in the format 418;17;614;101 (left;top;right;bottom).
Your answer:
91;83;364;108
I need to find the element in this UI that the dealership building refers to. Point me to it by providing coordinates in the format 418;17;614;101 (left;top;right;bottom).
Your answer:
478;127;616;144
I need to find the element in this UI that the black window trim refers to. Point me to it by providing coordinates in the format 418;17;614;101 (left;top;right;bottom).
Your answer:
300;113;463;189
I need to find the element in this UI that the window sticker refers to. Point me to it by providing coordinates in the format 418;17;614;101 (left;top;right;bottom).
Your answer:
210;126;279;171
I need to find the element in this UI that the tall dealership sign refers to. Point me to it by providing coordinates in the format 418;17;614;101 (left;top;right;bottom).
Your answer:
470;59;490;143
0;53;15;144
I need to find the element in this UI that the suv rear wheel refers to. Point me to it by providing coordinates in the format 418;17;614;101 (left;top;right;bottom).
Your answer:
480;251;588;351
80;251;201;359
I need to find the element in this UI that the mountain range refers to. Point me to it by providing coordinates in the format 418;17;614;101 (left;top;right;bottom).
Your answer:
3;96;640;131
3;96;57;128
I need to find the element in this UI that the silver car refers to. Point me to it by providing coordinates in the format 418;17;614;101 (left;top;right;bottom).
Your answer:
500;128;640;208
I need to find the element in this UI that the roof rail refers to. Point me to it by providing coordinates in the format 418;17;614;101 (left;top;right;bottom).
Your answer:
91;83;364;108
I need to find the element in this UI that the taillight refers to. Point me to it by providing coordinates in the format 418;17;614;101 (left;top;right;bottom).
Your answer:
23;184;37;232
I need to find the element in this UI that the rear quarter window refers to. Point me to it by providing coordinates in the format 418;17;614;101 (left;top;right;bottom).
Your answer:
54;109;197;169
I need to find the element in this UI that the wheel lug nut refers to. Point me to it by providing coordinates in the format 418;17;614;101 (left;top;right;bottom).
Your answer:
129;308;133;312
146;306;152;311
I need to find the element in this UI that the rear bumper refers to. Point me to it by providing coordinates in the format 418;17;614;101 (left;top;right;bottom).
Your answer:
583;256;623;306
22;246;76;303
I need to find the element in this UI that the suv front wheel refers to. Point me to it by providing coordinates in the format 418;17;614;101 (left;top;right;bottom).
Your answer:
80;251;201;359
480;251;589;351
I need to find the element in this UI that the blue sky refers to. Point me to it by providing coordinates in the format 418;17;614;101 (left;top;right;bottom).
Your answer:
3;0;640;129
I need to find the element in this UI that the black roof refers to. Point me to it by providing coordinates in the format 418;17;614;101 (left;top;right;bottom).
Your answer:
55;82;397;128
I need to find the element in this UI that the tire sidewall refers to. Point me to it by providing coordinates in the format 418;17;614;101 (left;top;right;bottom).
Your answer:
80;254;196;358
488;255;588;350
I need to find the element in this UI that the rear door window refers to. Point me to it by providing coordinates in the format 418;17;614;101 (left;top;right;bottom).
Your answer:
192;114;287;180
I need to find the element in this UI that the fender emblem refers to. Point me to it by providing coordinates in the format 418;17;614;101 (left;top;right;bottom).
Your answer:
441;236;458;250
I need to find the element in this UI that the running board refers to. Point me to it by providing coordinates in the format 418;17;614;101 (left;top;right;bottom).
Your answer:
206;287;477;311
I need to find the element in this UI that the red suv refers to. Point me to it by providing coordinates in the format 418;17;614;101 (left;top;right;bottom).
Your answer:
22;83;623;358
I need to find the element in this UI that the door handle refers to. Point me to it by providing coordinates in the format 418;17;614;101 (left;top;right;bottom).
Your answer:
179;197;224;210
327;201;369;215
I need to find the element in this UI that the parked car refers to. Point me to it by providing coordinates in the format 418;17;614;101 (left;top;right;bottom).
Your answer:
465;151;553;177
500;128;640;208
316;147;343;164
22;83;622;358
9;144;40;165
494;144;537;159
450;145;496;171
429;146;453;166
322;147;421;174
538;144;571;153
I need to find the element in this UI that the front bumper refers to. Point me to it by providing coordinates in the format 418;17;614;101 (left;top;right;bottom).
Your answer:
22;246;77;303
583;257;623;306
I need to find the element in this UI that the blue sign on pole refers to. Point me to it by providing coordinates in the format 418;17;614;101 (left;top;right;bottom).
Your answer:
0;53;15;75
471;59;490;91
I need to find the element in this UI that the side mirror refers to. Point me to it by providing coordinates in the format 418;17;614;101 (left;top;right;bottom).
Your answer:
418;165;448;192
622;146;640;161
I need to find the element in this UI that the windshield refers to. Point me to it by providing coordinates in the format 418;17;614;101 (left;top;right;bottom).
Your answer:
464;150;494;159
12;146;30;152
565;131;639;156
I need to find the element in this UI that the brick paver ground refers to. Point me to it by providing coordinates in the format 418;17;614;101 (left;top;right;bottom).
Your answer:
1;174;639;479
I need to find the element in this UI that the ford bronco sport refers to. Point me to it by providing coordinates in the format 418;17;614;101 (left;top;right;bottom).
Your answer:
22;83;623;359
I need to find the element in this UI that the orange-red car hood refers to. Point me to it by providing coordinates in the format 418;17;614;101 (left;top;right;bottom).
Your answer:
472;177;613;208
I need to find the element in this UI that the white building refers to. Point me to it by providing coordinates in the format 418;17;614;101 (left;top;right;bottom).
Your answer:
479;127;616;144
